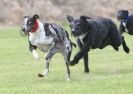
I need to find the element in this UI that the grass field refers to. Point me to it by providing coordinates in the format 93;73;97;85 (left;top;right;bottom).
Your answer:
0;27;133;94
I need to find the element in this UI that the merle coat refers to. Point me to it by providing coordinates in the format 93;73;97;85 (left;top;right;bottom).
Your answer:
66;15;129;73
21;15;76;80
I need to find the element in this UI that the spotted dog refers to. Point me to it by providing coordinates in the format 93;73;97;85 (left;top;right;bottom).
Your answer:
21;14;76;81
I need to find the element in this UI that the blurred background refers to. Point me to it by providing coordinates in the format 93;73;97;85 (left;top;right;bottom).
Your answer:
0;0;133;26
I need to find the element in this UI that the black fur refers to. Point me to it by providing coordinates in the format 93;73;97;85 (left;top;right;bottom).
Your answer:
117;10;133;35
66;15;129;72
29;41;37;52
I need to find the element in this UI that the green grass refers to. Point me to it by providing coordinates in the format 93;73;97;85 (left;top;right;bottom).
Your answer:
0;27;133;94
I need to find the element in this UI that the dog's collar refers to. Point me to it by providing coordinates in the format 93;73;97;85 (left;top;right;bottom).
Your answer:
121;21;128;33
78;32;88;44
31;20;39;32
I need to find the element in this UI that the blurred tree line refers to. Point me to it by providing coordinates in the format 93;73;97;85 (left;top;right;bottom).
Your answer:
0;0;133;26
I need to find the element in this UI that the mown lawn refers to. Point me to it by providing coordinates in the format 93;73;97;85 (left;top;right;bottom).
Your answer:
0;27;133;94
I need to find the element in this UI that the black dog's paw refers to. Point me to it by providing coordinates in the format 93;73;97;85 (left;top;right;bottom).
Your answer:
69;59;78;66
124;47;130;53
69;61;76;66
84;69;89;73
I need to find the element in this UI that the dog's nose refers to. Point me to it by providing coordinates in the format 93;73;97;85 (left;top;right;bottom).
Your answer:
72;30;75;34
72;29;75;33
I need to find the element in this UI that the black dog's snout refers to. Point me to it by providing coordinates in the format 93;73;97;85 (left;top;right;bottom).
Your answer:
71;28;75;33
72;30;75;34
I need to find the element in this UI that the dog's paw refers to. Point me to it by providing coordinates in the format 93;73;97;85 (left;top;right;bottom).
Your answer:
124;47;130;53
69;59;78;66
84;69;89;73
69;61;76;66
38;73;44;77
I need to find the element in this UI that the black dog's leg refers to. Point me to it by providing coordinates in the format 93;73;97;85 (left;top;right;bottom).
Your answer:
83;53;89;73
122;36;129;53
70;44;90;66
77;38;89;73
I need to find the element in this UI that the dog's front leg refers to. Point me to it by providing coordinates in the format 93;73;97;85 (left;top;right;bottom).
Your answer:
70;45;90;66
29;42;39;60
32;50;39;60
38;47;57;77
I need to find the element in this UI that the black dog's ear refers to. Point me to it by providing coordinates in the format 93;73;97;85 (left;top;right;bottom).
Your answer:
33;14;40;19
80;15;92;20
66;15;73;22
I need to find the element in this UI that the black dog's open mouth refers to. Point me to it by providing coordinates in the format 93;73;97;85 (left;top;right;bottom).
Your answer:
72;32;83;37
72;32;78;37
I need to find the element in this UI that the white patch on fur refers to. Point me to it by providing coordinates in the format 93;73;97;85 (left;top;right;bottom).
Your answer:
42;59;50;76
122;22;128;33
49;25;57;35
42;68;49;76
32;50;39;60
38;20;45;32
78;33;88;44
67;78;70;81
29;20;55;52
23;18;28;30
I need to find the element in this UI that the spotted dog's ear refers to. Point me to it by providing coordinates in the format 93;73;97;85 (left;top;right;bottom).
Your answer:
66;15;73;23
33;14;40;19
24;16;29;18
80;15;92;21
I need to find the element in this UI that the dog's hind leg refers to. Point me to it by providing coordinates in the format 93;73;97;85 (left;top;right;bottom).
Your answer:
38;47;57;77
122;36;129;53
65;62;70;81
62;50;71;81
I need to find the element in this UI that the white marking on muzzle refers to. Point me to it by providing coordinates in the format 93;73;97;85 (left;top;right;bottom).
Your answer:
23;18;28;30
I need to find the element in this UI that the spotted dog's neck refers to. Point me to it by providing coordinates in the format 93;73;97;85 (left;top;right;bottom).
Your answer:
33;20;45;33
31;20;39;32
29;20;54;46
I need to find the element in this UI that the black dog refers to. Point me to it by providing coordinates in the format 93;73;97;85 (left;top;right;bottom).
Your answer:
117;10;133;35
66;15;129;73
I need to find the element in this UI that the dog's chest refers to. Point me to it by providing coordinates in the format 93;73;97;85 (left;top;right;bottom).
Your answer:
29;31;54;52
78;33;88;44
